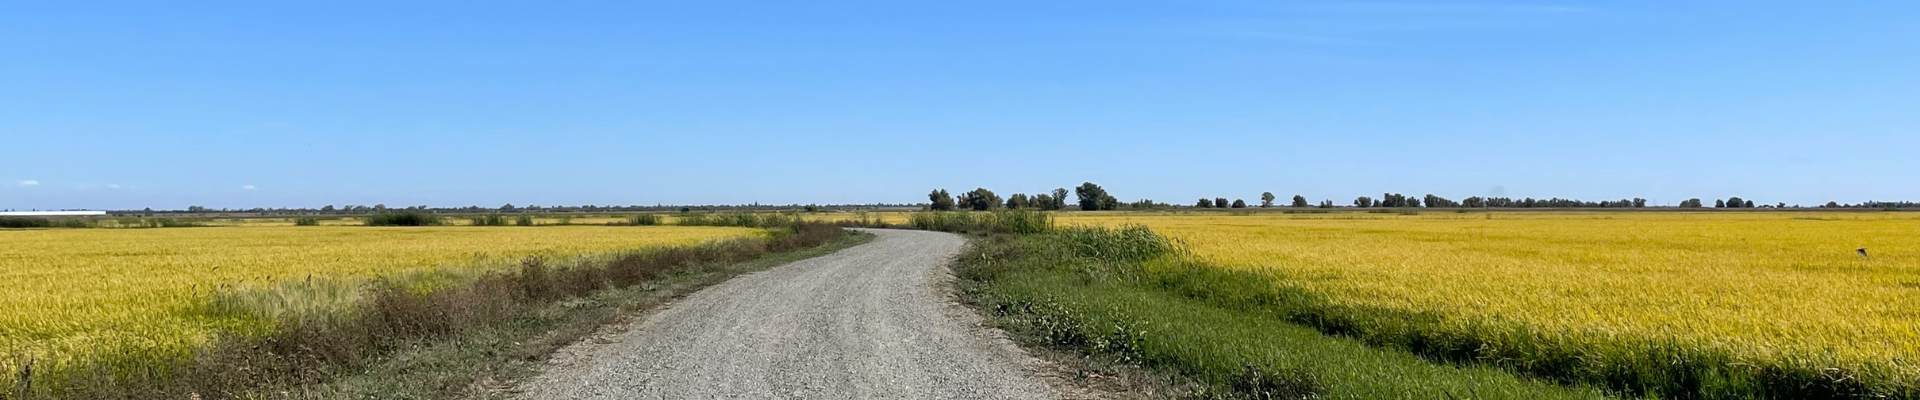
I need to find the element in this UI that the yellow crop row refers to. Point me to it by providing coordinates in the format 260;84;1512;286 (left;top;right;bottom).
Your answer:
0;225;761;371
1055;211;1920;379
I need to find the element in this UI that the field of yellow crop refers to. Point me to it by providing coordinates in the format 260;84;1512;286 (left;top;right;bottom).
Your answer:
1056;211;1920;387
0;225;760;372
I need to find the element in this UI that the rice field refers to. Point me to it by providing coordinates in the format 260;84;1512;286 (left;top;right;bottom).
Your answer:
1054;211;1920;395
0;225;761;373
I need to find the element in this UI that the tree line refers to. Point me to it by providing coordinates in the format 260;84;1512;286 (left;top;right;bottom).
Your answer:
921;184;1916;212
928;183;1119;211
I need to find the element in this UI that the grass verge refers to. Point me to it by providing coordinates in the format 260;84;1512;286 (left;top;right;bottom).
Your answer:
955;230;1613;399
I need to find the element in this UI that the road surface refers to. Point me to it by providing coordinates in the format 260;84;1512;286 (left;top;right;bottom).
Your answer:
517;229;1060;399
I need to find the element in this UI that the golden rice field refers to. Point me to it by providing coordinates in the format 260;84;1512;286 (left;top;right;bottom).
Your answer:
1056;211;1920;382
0;225;761;371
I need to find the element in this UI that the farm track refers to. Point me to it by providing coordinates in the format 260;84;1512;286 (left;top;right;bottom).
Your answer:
516;229;1060;399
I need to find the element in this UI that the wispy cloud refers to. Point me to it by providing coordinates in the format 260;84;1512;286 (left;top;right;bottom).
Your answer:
1301;3;1593;15
15;180;37;187
242;185;257;190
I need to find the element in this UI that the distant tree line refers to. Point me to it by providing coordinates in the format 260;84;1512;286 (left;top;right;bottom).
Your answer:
108;202;925;216
928;183;1115;211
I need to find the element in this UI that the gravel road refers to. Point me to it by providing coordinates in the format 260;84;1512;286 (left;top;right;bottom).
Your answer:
516;229;1061;399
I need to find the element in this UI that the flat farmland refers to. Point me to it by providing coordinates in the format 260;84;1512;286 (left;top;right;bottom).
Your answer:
0;225;762;374
1055;211;1920;395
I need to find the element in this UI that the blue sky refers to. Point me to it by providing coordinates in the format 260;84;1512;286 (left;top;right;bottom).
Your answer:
2;1;1914;210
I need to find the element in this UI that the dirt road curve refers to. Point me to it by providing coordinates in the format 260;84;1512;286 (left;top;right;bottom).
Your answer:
516;229;1060;399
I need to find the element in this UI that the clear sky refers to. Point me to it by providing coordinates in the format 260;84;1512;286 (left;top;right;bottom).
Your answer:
3;1;1915;210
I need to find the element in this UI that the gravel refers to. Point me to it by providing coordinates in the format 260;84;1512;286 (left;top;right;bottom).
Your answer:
516;229;1061;399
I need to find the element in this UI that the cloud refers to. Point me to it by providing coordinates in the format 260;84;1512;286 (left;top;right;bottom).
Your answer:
1303;3;1593;15
242;185;257;190
107;184;122;189
15;180;36;187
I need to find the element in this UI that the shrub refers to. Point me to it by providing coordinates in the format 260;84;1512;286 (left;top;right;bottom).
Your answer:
363;212;443;226
293;217;320;226
514;215;534;226
0;217;51;228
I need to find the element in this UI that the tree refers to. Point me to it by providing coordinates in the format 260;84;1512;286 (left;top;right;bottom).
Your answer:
1230;199;1247;208
1292;195;1309;207
1050;188;1070;210
320;205;336;213
1075;182;1116;211
1318;199;1334;208
1681;198;1703;208
187;205;207;213
1407;197;1422;208
958;188;1002;211
928;189;955;211
1260;192;1277;208
1633;198;1648;208
1007;193;1031;209
1745;200;1756;208
1353;196;1373;208
1214;197;1229;209
1033;194;1055;210
1196;198;1214;208
142;207;154;216
1726;197;1744;208
1715;199;1726;208
1825;201;1840;208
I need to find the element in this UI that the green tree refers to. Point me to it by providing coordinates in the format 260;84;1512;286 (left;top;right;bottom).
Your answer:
1032;194;1055;210
1715;199;1726;208
1230;199;1247;208
1291;195;1309;207
1726;196;1745;208
1006;193;1031;209
1260;192;1276;207
1075;182;1115;211
928;189;956;211
1196;198;1214;208
1214;197;1229;209
1353;196;1373;208
957;188;1002;211
1050;188;1070;210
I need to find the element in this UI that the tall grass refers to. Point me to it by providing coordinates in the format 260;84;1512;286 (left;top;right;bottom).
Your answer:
675;212;800;228
5;222;850;398
626;214;662;226
907;210;1052;234
469;214;509;226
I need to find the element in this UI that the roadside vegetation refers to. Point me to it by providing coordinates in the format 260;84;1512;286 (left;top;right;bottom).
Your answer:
926;213;1608;399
